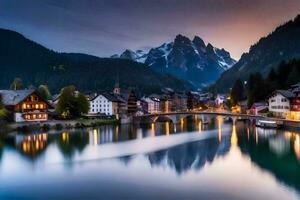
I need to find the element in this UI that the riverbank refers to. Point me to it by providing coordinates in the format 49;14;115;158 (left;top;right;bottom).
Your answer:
0;118;120;134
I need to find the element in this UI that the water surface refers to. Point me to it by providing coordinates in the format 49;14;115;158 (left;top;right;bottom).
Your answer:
0;116;299;199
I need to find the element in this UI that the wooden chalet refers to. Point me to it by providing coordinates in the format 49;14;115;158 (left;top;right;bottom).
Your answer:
0;90;50;122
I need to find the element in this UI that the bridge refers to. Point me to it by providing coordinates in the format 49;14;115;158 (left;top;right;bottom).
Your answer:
134;111;265;124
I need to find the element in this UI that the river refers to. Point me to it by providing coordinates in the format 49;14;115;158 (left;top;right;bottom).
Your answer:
0;115;299;199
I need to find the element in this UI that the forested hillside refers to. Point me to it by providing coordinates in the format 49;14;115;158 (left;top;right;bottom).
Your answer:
0;28;192;94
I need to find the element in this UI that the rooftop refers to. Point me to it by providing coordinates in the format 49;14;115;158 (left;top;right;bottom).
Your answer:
0;90;35;106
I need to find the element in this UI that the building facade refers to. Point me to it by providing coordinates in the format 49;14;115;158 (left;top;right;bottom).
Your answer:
268;90;294;118
0;90;50;122
88;93;120;116
143;96;160;114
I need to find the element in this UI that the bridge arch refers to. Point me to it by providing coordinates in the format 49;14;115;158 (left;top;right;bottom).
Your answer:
134;111;263;125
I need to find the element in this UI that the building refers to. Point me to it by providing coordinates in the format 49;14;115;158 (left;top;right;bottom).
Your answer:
0;90;50;122
112;83;137;116
171;93;187;112
289;83;300;120
268;90;294;118
250;102;268;115
231;100;248;114
161;94;172;113
290;96;300;120
142;95;161;114
215;94;227;107
136;99;148;115
120;89;137;115
88;92;122;116
187;91;207;111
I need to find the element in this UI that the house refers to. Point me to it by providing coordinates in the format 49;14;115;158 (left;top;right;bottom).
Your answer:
215;94;227;107
268;90;295;118
171;93;187;112
290;96;300;120
187;91;206;111
232;100;248;114
136;99;148;115
50;94;60;107
289;84;300;120
0;90;50;122
88;92;122;117
142;95;161;114
250;102;268;115
120;89;137;115
160;94;172;113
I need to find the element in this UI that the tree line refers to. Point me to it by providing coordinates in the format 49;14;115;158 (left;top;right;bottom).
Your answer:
230;59;300;108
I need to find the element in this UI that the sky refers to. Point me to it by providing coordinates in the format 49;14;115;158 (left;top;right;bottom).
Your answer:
0;0;300;60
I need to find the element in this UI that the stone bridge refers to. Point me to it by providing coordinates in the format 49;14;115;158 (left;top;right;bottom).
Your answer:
134;111;265;124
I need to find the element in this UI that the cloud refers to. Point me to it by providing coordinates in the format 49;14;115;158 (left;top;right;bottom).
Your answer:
0;0;299;59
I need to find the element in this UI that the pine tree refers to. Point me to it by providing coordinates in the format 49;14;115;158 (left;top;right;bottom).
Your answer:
230;79;244;105
286;66;300;86
10;78;24;90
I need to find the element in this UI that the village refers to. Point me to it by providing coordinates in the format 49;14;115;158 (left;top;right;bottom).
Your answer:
1;79;300;128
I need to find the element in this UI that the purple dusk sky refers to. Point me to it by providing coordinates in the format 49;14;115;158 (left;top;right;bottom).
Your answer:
0;0;300;60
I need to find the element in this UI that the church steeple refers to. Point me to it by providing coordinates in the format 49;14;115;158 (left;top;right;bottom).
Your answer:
113;73;120;95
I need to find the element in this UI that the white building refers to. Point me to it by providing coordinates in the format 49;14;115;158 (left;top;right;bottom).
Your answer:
268;90;295;118
88;93;120;116
215;94;227;106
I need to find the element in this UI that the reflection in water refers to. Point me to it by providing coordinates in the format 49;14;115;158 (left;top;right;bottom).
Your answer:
146;136;231;174
165;122;170;136
217;116;222;142
247;127;250;141
180;118;184;131
61;132;69;143
0;117;299;199
269;135;290;156
16;133;48;158
295;135;300;161
151;123;155;137
238;127;300;193
198;121;202;133
231;124;237;146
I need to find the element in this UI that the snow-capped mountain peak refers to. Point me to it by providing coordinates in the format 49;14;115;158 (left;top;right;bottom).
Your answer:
113;34;236;87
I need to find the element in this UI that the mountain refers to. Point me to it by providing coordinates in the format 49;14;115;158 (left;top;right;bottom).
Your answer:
114;35;236;88
0;28;192;95
215;15;300;92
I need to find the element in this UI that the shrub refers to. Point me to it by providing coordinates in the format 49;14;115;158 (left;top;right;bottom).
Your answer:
267;112;274;118
55;123;64;130
42;124;50;131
